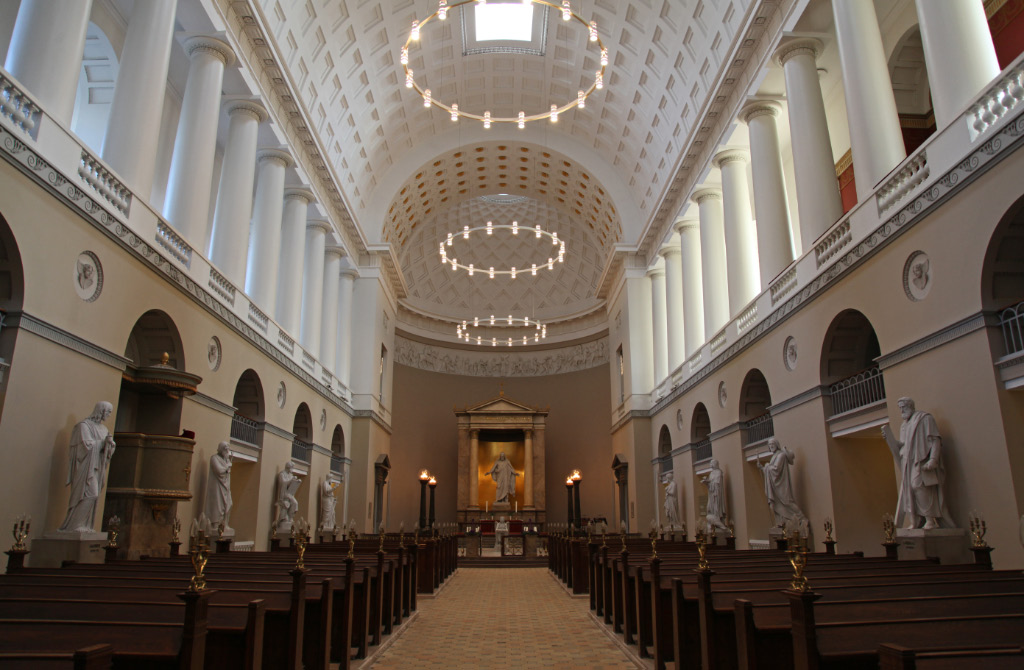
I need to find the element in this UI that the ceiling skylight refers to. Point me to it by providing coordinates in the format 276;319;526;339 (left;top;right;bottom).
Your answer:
475;3;534;42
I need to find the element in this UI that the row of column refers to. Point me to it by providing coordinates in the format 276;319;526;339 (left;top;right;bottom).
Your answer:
646;0;1001;384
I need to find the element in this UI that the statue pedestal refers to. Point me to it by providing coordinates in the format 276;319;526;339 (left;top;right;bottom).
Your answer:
492;502;511;513
896;528;969;564
31;531;108;567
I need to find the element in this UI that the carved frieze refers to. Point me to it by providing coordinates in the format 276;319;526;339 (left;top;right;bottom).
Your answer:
395;335;608;377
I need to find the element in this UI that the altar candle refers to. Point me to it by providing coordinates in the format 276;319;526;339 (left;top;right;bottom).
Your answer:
515;501;517;514
485;501;488;513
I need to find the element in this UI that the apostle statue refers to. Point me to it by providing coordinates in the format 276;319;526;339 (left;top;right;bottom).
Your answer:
485;452;519;503
662;471;681;526
757;438;808;531
320;475;339;531
59;401;116;533
881;397;951;530
203;441;233;534
275;462;302;531
701;459;730;532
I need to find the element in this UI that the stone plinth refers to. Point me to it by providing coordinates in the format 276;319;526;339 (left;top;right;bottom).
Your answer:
464;534;481;557
31;531;108;567
524;534;539;557
896;527;969;564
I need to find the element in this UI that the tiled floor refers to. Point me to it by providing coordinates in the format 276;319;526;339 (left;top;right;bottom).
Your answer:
366;568;639;669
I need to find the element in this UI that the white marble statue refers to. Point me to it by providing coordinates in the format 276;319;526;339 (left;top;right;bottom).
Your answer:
494;516;509;549
701;459;730;532
662;472;680;526
58;401;116;533
757;438;808;531
486;452;519;503
882;397;951;530
275;462;302;531
320;475;339;531
203;441;233;533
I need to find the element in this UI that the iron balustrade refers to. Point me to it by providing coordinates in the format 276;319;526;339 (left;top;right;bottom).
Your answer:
693;438;712;463
292;438;313;463
829;365;886;416
230;413;261;447
330;454;343;474
743;412;774;446
1000;302;1024;356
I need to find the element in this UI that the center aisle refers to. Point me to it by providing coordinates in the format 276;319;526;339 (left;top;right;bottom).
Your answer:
366;568;639;669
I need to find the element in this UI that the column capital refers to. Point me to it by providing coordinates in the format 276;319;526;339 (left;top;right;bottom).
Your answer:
657;243;681;259
692;187;723;205
340;266;360;279
224;98;267;123
307;219;332;234
325;245;346;260
284;186;316;205
773;37;824;68
183;35;235;66
646;265;666;279
674;217;701;234
712;148;749;169
740;100;782;124
256;147;293;168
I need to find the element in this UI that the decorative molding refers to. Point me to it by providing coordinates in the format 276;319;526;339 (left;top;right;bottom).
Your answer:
767;385;825;416
10;311;131;371
708;421;741;442
352;409;393;435
877;313;989;371
188;391;237;417
610;409;650;435
263;422;295;441
394;335;608;377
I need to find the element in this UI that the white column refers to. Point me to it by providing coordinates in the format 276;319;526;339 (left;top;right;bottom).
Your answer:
916;0;1001;130
675;219;705;357
276;187;315;335
741;101;794;286
659;244;685;373
647;264;668;383
208;100;266;286
4;0;92;125
775;39;843;250
300;220;331;353
245;148;293;312
100;0;176;196
335;263;358;386
162;36;234;247
694;188;729;339
320;247;344;370
832;0;906;201
713;149;761;312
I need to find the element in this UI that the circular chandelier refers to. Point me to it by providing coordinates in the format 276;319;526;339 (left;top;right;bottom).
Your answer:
402;0;608;128
457;315;548;346
439;220;566;276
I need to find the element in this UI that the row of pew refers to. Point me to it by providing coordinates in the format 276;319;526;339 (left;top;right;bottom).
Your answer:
0;531;457;669
549;531;1024;670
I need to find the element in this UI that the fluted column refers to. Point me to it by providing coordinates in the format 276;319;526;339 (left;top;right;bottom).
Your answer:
659;244;685;372
741;101;794;286
335;262;358;386
648;265;668;383
208;100;266;286
675;219;705;357
524;429;534;508
276;187;315;334
245;148;293;312
4;0;93;125
300;220;331;353
694;188;729;339
832;0;905;200
469;429;480;509
162;36;234;246
320;247;344;371
775;39;843;250
100;0;177;196
714;149;760;312
915;0;1000;130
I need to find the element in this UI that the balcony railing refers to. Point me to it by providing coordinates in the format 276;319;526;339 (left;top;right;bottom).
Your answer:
292;438;313;463
830;366;886;416
330;454;344;474
692;438;712;463
743;412;774;447
230;413;261;447
1000;302;1024;356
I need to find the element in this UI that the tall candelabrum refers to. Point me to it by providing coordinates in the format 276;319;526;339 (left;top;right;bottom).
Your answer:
428;475;437;528
571;470;582;529
418;470;430;529
565;476;574;532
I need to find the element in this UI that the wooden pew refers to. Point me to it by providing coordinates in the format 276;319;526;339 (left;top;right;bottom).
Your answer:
878;643;1024;670
0;643;113;670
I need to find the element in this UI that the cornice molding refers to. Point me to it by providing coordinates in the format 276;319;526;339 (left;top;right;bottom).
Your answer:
9;311;131;371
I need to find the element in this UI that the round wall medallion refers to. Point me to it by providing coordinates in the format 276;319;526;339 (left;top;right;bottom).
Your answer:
73;251;103;302
320;409;327;431
675;409;684;431
784;336;798;371
276;382;287;408
207;336;222;371
903;251;931;301
718;381;727;408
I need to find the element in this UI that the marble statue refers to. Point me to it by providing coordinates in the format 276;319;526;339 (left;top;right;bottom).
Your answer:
882;397;951;529
662;472;680;526
486;452;519;503
494;516;509;550
701;459;730;532
757;438;807;531
58;401;116;533
203;441;233;533
320;475;339;531
275;462;302;531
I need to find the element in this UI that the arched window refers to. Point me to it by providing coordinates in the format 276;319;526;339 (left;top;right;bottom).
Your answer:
691;403;711;463
330;424;345;474
739;369;773;447
820;310;885;417
658;424;672;473
230;370;264;447
292;403;314;463
983;192;1024;360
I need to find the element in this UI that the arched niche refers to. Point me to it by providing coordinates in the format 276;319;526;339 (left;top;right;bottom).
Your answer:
658;424;673;474
739;369;773;448
691;403;711;444
230;369;265;450
982;191;1024;315
291;403;314;465
0;211;25;411
820;309;885;421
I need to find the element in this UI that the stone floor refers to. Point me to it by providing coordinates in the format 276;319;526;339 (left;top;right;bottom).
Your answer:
365;568;639;669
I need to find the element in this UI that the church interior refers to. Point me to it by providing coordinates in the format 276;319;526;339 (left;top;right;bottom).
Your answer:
2;0;1024;666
